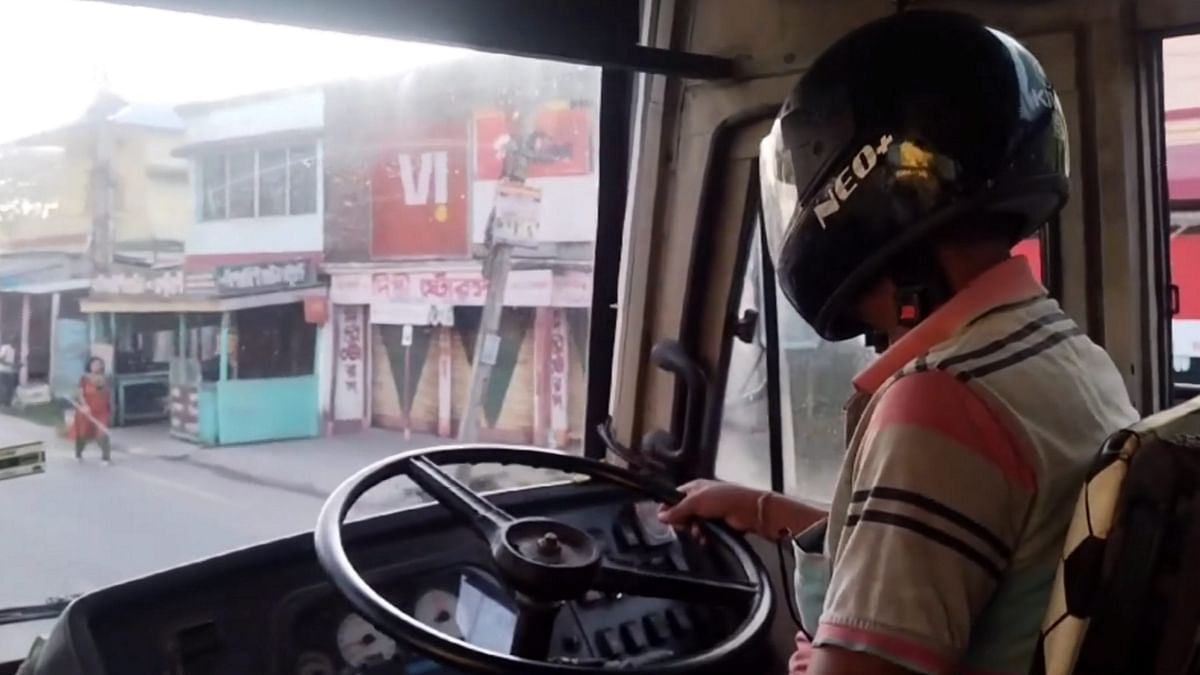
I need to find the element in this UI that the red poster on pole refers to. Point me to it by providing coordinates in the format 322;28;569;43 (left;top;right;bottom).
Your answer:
474;107;592;180
372;123;470;257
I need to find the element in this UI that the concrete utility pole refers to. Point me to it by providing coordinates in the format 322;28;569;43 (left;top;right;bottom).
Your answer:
457;109;535;442
88;89;118;273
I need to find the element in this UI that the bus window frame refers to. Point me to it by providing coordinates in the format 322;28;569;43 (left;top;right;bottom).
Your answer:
1141;25;1200;408
669;107;778;483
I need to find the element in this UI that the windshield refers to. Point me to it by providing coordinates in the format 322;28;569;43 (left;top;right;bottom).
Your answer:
0;1;601;609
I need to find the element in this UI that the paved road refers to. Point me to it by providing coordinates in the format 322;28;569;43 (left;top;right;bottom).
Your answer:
0;406;820;612
0;417;586;610
1;442;337;608
0;420;482;609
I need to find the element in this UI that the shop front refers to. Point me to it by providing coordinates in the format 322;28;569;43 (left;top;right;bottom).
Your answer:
0;282;92;407
327;264;591;447
0;254;92;406
82;260;328;445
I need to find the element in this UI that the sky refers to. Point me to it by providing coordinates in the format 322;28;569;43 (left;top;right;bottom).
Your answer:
0;0;470;142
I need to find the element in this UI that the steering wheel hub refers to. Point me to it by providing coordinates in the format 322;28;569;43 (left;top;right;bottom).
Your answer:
494;518;601;601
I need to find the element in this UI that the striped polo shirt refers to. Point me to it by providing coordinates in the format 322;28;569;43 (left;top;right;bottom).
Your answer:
789;256;1138;675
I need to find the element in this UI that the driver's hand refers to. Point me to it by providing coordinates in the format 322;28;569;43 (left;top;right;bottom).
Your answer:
657;479;763;541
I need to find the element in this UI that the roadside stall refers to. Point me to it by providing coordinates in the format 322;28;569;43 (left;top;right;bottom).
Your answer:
82;259;327;445
0;276;91;407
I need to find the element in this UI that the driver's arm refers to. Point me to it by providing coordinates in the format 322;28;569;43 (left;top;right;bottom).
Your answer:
805;370;1034;675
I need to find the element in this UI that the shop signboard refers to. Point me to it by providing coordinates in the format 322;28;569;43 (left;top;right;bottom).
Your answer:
91;268;185;298
371;268;553;307
550;270;592;308
491;182;542;245
369;301;454;326
334;305;366;422
213;259;315;296
549;310;569;438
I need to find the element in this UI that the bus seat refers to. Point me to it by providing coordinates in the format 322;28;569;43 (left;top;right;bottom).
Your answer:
1032;395;1200;675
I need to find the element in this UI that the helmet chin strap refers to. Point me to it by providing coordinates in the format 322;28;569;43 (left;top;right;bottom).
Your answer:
866;244;953;354
866;331;891;354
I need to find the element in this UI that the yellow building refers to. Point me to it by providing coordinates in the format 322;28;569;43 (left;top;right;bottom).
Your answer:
0;96;189;257
0;93;190;397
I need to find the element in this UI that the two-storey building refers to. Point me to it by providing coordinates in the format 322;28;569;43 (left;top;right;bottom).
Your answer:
80;87;329;444
322;55;599;447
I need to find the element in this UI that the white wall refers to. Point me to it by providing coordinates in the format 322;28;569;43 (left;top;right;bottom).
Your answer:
316;319;334;433
186;212;323;256
183;90;324;144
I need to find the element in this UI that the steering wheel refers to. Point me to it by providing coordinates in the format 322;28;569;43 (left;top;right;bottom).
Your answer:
314;445;773;674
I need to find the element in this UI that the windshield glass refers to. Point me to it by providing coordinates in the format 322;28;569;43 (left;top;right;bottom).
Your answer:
0;0;601;608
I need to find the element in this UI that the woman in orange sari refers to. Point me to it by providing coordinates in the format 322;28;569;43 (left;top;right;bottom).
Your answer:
73;356;112;464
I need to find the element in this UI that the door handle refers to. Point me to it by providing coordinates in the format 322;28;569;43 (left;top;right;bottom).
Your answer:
641;340;708;466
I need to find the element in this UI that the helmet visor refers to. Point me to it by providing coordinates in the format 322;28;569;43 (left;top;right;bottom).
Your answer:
758;118;799;271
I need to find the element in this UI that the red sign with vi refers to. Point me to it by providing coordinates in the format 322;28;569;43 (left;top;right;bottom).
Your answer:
372;124;469;257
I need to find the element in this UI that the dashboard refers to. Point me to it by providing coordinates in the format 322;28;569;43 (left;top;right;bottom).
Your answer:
282;565;519;674
21;483;768;675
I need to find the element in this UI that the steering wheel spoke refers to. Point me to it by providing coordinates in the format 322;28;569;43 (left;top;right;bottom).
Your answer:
404;455;514;542
593;558;757;608
510;600;561;661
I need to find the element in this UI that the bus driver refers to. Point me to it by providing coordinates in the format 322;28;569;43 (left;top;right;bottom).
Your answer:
660;11;1139;675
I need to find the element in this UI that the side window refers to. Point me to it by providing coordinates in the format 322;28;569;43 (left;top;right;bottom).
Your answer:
227;149;256;218
713;209;1048;501
258;148;288;217
714;213;875;503
200;154;227;220
1164;35;1200;402
288;144;318;215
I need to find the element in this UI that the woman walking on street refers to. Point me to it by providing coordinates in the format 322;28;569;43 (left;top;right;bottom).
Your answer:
74;356;113;464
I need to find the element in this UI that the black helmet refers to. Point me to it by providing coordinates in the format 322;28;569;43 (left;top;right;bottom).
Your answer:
760;10;1069;341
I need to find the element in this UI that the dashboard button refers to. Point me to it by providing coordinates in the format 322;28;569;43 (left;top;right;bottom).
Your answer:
619;621;649;653
643;613;670;646
666;607;694;636
596;628;622;659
